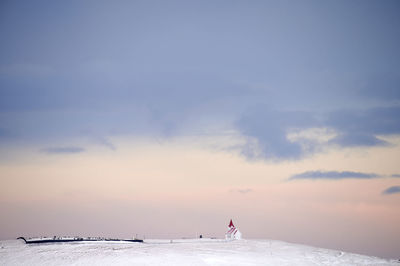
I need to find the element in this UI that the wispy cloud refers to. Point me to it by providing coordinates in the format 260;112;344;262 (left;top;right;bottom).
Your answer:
289;170;380;180
382;186;400;195
90;135;116;151
230;188;254;194
41;146;85;154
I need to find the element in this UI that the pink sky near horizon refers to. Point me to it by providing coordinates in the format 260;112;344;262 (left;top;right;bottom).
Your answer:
1;136;399;259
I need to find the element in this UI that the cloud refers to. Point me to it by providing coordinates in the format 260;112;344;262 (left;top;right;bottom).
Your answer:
289;171;380;180
382;186;400;195
329;133;387;147
235;106;317;160
97;138;116;151
391;174;400;178
230;188;254;194
87;134;117;151
1;1;400;162
327;106;400;147
41;146;85;154
234;105;400;160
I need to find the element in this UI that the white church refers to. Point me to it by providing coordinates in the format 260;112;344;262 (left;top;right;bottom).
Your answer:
225;219;242;240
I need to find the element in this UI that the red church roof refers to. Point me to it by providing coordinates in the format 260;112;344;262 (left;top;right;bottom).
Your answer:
229;219;234;228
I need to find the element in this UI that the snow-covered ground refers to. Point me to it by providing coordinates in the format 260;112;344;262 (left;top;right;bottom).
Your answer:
0;238;398;265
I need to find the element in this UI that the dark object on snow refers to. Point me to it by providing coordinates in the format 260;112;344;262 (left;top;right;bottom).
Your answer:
17;236;143;244
199;235;203;238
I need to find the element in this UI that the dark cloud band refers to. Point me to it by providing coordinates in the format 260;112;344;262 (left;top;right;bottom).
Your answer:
289;171;380;180
382;186;400;195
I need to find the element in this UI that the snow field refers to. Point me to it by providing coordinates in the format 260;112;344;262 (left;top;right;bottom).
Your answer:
0;238;398;265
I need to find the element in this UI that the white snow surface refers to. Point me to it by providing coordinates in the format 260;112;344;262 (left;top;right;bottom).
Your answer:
0;238;398;266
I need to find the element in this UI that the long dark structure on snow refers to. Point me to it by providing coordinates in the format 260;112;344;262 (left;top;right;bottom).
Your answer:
17;236;143;244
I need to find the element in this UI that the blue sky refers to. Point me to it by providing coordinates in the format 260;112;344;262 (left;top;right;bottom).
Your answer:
1;0;400;259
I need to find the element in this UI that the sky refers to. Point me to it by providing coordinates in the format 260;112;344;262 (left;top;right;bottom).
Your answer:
1;0;400;259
